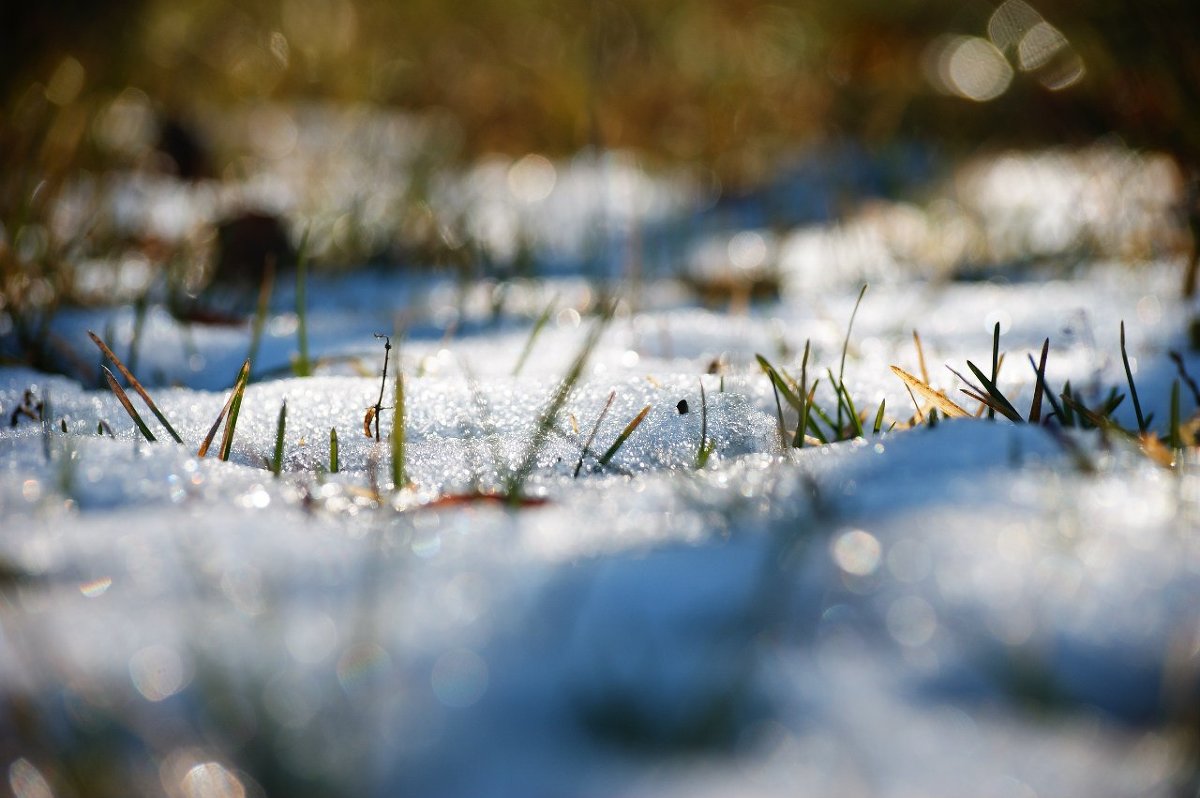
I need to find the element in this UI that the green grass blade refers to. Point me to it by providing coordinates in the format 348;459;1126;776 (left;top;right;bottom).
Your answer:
218;359;252;461
837;284;868;430
271;400;287;477
512;294;557;377
792;340;811;448
988;321;1000;421
1120;321;1147;431
330;427;339;473
965;360;1023;422
598;404;651;468
574;390;616;478
1028;338;1049;423
101;366;155;442
768;376;787;450
88;330;183;444
1061;381;1076;427
392;365;407;490
803;382;825;444
293;226;312;377
873;398;886;435
697;380;713;468
755;355;804;414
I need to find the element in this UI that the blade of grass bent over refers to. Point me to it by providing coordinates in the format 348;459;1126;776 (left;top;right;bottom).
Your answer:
597;404;651;468
889;366;969;418
966;360;1023;422
102;366;155;442
88;330;183;443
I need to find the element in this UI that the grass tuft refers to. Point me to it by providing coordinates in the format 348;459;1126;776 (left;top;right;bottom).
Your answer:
101;366;155;442
889;366;969;419
199;359;251;458
88;330;183;443
505;303;613;500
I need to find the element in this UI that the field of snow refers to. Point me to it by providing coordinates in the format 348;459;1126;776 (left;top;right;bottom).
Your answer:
2;148;1200;797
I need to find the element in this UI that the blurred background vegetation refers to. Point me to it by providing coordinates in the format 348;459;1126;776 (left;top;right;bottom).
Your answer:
2;0;1200;349
5;0;1199;173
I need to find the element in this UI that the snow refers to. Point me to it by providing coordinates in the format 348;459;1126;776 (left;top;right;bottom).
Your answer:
2;149;1200;797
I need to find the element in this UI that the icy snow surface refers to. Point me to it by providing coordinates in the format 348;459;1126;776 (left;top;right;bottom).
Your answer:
2;257;1200;795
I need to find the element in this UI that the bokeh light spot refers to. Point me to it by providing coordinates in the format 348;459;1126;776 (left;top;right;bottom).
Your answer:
831;529;882;576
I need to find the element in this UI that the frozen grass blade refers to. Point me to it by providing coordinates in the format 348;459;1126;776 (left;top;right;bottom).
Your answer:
1028;338;1050;423
512;294;557;377
873;398;886;435
889;366;970;418
1060;381;1076;428
293;226;312;378
827;367;864;438
101;366;155;442
792;340;811;448
506;304;613;500
697;380;713;468
391;364;407;491
965;360;1023;422
88;330;183;443
330;427;340;474
574;390;616;478
199;358;251;459
271;400;287;477
247;255;276;376
218;361;251;462
769;376;787;450
988;322;1000;421
1119;321;1147;432
837;284;868;431
597;404;651;468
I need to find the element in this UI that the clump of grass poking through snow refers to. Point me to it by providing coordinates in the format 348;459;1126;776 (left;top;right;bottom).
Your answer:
505;303;613;502
89;330;183;443
891;321;1200;469
198;359;251;459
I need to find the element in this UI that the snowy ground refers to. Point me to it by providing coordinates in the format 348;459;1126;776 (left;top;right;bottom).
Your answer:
2;150;1200;797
